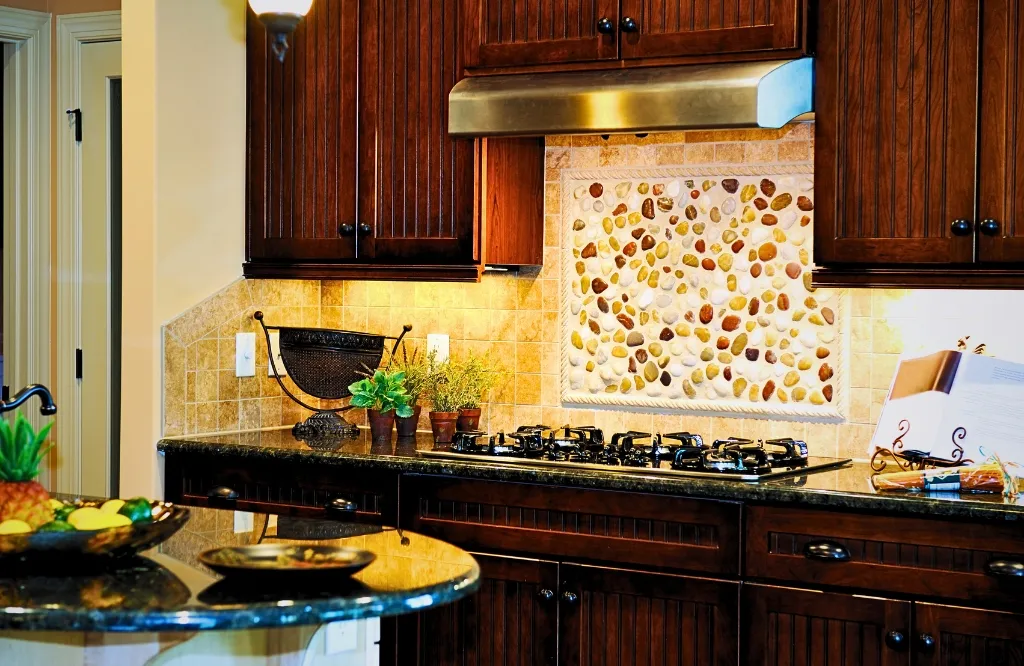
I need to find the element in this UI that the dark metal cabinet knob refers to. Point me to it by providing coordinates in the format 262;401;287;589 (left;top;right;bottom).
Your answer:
980;219;1001;236
357;223;373;236
884;630;907;651
324;497;359;516
986;559;1024;578
339;223;356;236
803;540;851;562
561;590;578;605
950;219;974;236
620;16;638;32
596;17;614;34
537;588;555;602
918;633;936;654
207;486;239;506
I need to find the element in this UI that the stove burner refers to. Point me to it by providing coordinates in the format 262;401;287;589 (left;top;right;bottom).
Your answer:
445;426;810;478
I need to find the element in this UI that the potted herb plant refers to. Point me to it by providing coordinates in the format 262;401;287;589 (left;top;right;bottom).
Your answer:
423;357;465;445
347;370;414;440
456;353;501;431
391;345;428;437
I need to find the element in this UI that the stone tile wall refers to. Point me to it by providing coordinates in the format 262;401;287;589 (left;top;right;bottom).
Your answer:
163;123;1008;461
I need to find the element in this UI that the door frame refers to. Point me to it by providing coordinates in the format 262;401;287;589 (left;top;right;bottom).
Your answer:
55;11;120;494
0;8;51;485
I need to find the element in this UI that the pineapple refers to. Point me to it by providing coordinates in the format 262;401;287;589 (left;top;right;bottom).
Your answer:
0;413;54;528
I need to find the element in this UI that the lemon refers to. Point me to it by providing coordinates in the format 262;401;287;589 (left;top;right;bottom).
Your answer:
67;506;102;529
0;520;32;535
100;499;125;514
48;498;64;510
71;511;131;531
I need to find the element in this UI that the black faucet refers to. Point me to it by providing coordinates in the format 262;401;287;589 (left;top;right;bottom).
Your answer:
0;384;57;416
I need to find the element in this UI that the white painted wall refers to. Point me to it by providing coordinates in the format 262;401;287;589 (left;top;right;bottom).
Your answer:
121;0;246;498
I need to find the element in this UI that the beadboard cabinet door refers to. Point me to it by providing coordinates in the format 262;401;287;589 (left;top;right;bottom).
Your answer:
813;0;979;268
914;603;1024;666
617;0;804;60
245;1;360;268
462;0;620;68
559;564;739;666
743;584;912;666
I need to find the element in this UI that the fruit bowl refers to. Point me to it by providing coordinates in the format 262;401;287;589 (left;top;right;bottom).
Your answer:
0;501;190;560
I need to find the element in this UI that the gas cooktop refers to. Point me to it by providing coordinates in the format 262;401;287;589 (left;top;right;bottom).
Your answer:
420;425;851;482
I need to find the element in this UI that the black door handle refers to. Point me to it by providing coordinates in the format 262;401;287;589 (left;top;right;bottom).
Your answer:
620;16;638;32
357;223;373;236
986;559;1024;578
803;540;851;561
561;590;578;605
339;223;356;236
884;630;907;652
207;486;239;507
979;219;1001;236
537;588;555;602
950;219;974;236
324;497;358;518
918;633;936;654
596;17;614;34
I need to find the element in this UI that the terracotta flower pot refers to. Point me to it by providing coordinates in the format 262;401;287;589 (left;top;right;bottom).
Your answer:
429;411;460;445
396;404;422;437
367;409;396;440
457;407;482;432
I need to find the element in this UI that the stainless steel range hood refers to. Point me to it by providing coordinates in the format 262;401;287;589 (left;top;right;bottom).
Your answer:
449;58;813;137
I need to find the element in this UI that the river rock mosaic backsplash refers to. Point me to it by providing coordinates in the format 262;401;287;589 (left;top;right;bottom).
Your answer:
562;168;846;419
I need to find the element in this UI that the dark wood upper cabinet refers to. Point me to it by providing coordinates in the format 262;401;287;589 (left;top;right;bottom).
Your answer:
245;0;544;281
246;1;360;264
814;0;1024;287
462;0;620;68
914;603;1024;666
618;0;804;60
462;0;808;71
743;584;912;666
560;564;739;666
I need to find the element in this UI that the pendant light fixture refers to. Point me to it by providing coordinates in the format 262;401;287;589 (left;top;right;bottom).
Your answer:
249;0;314;63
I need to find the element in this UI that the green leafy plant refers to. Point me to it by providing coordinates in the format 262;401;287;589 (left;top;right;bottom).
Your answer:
387;344;429;406
456;352;502;410
347;370;414;417
0;412;53;482
422;351;506;412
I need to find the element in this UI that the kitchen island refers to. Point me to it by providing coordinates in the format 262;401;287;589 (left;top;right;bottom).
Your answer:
0;509;479;664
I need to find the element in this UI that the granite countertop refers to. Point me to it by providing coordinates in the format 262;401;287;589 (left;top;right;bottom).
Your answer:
158;427;1024;523
0;513;479;632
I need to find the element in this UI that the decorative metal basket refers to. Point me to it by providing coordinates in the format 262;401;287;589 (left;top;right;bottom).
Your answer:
254;312;411;438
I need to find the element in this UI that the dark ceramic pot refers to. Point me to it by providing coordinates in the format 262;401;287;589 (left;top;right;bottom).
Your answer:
395;405;422;437
457;408;482;432
367;409;396;440
429;411;460;445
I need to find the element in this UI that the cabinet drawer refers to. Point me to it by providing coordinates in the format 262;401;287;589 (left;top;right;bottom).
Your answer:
401;474;740;575
163;452;398;525
745;506;1024;605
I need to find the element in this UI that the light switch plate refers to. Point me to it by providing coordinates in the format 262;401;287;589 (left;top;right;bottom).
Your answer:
427;333;450;362
235;333;256;377
268;330;286;376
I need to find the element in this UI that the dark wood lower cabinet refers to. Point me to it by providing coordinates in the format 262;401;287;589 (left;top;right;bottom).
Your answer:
915;603;1024;666
743;584;912;666
560;564;738;666
398;554;559;665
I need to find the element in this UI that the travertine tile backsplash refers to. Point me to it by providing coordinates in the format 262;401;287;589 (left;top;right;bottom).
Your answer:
163;123;1004;461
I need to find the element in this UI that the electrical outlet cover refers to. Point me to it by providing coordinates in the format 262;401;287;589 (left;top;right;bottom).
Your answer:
235;332;256;377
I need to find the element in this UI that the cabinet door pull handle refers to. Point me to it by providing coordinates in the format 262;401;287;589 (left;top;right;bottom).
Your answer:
803;540;851;561
561;590;578;605
884;630;907;651
357;223;373;236
207;486;239;507
537;588;555;602
979;219;1001;236
986;559;1024;578
950;219;974;236
596;17;614;34
339;223;356;236
917;633;936;654
619;16;638;32
324;497;359;517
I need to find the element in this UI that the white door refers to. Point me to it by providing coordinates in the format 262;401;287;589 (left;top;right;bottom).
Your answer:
78;40;121;497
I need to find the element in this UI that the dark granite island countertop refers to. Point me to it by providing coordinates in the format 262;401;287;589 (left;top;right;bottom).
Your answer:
0;513;479;632
159;427;1024;523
